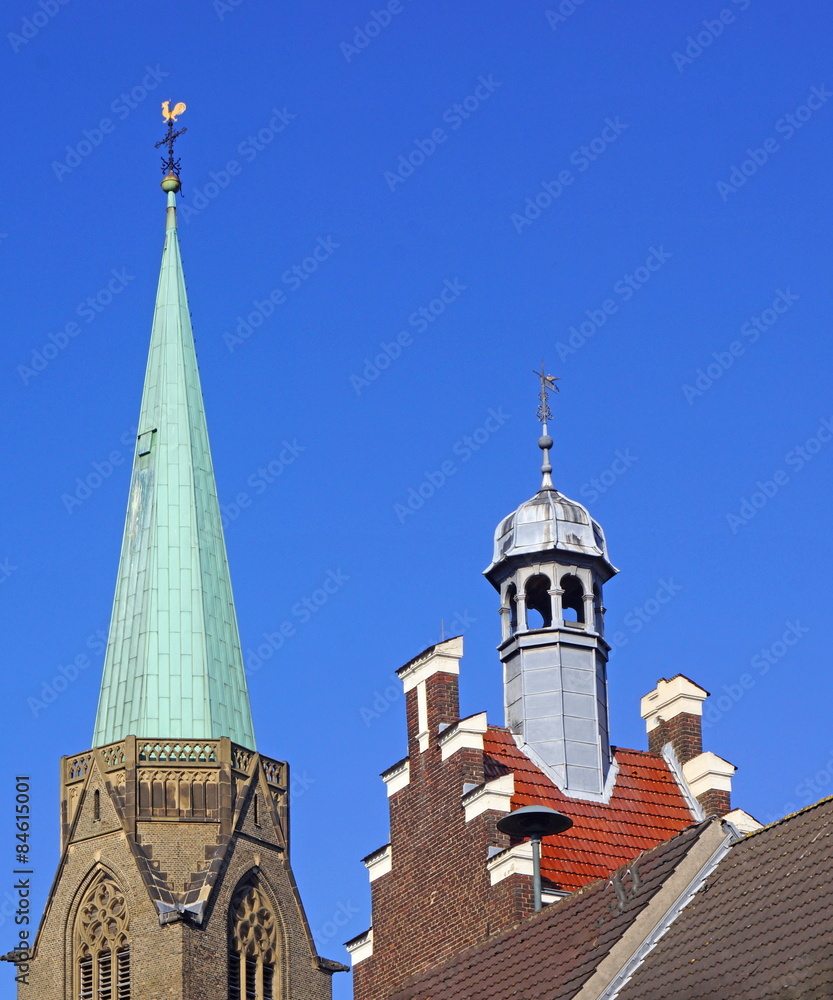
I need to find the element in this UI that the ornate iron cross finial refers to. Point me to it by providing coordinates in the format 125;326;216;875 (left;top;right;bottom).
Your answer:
533;361;560;425
154;101;187;178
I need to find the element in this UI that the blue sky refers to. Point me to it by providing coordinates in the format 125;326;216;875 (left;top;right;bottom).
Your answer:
1;1;831;996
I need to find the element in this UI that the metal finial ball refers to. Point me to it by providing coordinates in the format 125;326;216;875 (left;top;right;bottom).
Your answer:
161;172;181;193
538;435;553;450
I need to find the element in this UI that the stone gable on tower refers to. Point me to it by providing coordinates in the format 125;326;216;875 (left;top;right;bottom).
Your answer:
28;737;342;999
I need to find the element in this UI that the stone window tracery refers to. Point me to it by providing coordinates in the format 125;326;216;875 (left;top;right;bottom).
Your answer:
75;876;130;1000
229;883;280;1000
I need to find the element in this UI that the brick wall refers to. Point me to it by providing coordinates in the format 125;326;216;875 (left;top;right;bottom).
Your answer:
697;788;731;817
354;668;537;1000
648;712;702;763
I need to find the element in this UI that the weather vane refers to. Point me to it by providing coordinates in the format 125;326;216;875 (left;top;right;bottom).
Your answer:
532;361;559;491
533;361;560;424
155;101;187;181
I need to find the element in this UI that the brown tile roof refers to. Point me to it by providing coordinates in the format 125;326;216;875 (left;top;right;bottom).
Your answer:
391;821;709;1000
484;728;695;891
617;795;833;1000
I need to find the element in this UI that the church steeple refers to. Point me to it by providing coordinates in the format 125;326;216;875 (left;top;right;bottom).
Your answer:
25;113;347;1000
93;151;255;749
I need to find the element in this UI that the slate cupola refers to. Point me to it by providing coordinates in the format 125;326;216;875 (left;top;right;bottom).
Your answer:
484;374;617;799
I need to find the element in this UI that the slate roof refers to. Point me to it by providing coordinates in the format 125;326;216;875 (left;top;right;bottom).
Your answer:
391;821;709;1000
484;728;695;891
617;795;833;1000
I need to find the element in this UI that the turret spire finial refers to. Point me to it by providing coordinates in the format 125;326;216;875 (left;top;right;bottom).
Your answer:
533;361;559;490
155;100;187;193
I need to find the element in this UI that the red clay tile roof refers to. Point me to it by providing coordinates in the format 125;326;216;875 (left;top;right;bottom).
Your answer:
617;795;833;1000
392;821;710;1000
484;727;695;892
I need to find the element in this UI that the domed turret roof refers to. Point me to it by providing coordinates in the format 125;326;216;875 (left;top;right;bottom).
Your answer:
485;487;617;583
485;371;617;584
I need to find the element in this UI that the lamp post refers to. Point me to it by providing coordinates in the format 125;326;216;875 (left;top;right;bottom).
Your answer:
496;805;573;912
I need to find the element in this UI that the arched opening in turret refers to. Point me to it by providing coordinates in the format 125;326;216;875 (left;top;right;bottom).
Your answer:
506;584;518;636
561;574;585;624
525;574;552;629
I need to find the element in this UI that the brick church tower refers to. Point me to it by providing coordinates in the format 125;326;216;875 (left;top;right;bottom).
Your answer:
23;142;346;999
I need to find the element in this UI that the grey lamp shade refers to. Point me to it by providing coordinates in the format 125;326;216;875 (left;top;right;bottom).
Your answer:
496;805;573;840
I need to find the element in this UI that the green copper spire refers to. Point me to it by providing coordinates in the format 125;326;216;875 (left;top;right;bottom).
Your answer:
93;184;256;749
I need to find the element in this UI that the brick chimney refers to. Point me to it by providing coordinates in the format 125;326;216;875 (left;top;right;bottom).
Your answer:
641;675;706;763
641;675;735;817
399;635;464;754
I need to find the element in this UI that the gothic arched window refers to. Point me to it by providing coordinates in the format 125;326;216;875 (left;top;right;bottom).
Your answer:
229;882;280;1000
75;876;130;1000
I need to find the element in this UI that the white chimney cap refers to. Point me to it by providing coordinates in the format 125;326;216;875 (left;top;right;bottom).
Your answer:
640;674;709;732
